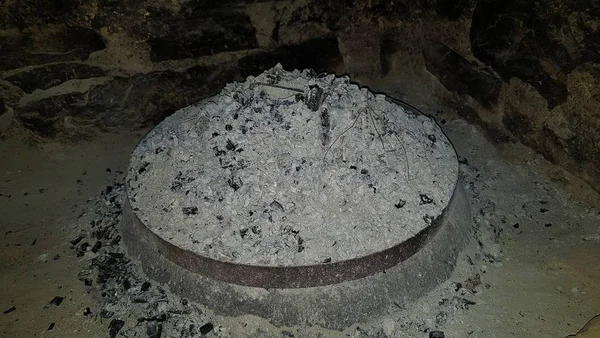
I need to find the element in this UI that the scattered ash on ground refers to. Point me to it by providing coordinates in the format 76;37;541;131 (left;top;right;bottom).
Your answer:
65;119;592;337
69;176;483;338
71;182;215;338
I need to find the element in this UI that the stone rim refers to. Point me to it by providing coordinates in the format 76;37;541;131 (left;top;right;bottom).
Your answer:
124;184;454;288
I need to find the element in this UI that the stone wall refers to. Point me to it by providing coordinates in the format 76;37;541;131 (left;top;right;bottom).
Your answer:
1;0;599;192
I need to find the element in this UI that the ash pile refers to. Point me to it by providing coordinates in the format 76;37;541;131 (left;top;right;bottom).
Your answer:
127;64;457;268
71;182;215;338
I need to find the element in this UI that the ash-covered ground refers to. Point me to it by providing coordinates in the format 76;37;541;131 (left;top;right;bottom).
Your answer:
1;87;598;338
62;111;599;337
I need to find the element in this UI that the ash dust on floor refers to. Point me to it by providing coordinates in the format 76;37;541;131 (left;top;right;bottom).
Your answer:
1;114;599;338
0;132;144;337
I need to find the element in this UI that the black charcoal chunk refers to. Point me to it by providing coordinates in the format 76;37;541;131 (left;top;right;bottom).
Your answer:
3;306;16;314
182;207;199;215
199;323;214;336
109;319;125;338
44;296;64;308
420;194;434;204
306;84;325;111
147;322;163;338
394;200;406;208
100;310;115;318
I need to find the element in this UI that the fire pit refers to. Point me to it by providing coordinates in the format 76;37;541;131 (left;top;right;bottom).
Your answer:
121;65;471;328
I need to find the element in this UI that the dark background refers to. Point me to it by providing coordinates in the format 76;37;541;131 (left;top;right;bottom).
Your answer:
1;0;599;191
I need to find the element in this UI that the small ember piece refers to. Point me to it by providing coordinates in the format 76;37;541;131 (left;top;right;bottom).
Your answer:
395;200;407;208
109;319;125;338
182;207;198;216
420;194;434;204
44;296;64;308
199;322;214;335
3;306;16;314
429;331;444;338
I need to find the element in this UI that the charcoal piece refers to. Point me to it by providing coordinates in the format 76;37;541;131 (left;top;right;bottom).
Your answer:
138;162;150;174
83;307;92;316
545;223;553;227
423;214;435;225
109;319;125;338
212;146;226;157
182;207;199;215
453;297;476;309
395;200;407;208
44;296;64;308
111;235;122;245
31;239;37;245
101;310;115;318
147;322;163;338
429;331;444;338
227;176;243;191
47;323;55;331
77;242;90;256
225;139;236;151
320;108;330;146
420;194;434;204
3;306;16;314
305;84;325;111
91;241;102;253
297;236;305;253
70;235;84;245
139;314;167;322
199;323;214;335
225;124;233;131
84;278;93;286
123;279;131;290
141;281;151;291
269;200;284;211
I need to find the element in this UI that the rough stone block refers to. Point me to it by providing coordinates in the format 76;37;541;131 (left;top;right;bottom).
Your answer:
0;25;105;71
5;63;107;93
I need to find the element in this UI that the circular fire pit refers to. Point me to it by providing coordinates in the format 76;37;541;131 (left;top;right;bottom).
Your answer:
122;65;471;328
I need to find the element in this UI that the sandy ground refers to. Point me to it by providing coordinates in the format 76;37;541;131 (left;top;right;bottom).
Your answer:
0;110;599;337
0;131;143;337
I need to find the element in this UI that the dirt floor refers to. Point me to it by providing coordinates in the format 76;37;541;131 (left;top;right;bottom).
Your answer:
1;107;599;337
